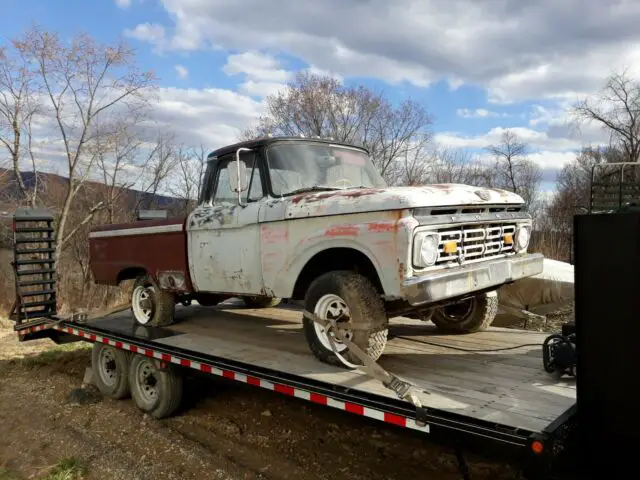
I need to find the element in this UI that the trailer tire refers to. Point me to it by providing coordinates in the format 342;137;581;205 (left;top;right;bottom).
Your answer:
129;355;183;419
92;343;131;400
303;271;388;367
131;274;175;327
241;296;281;309
431;291;498;333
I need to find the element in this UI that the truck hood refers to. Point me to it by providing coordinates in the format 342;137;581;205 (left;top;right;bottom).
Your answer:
280;184;525;219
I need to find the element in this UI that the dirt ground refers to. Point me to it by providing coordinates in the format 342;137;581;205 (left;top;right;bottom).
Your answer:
0;318;530;480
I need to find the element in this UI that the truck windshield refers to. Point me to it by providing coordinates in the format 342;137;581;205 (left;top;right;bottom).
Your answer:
266;142;387;196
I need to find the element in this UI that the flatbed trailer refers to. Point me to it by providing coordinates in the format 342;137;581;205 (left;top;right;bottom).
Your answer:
8;208;578;479
15;302;577;479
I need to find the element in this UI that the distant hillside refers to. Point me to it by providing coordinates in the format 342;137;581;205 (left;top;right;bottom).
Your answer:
0;168;185;217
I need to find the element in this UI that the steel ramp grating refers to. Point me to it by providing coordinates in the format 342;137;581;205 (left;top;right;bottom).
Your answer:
9;208;58;327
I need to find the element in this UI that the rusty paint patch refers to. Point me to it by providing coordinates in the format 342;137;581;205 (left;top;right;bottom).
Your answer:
325;225;360;237
367;222;398;233
261;224;289;244
291;188;384;205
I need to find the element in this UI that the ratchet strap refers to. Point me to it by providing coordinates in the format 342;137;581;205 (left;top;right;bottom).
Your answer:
302;310;428;409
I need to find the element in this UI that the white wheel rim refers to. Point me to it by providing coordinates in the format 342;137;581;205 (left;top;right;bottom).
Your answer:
98;347;117;387
136;359;158;403
132;285;154;325
313;294;353;352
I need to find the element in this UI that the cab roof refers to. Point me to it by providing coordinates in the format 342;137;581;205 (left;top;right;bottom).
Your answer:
206;136;369;160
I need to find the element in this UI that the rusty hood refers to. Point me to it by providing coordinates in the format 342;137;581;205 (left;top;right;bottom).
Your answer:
279;184;525;219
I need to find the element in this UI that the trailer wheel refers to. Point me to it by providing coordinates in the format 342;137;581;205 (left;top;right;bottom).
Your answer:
131;274;175;327
431;290;498;333
129;355;183;419
303;271;388;367
241;296;281;308
92;343;131;399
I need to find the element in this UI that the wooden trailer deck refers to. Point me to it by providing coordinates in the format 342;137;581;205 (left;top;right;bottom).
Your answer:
90;302;576;434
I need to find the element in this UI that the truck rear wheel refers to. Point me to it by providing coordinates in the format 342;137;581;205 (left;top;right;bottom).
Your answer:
129;355;183;419
303;271;388;367
241;296;281;309
431;290;498;333
131;274;175;327
92;343;131;399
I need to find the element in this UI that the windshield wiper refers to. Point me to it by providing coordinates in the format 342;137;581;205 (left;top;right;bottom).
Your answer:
281;185;343;196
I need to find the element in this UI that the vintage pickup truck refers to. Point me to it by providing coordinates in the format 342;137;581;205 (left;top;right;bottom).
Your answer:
89;136;543;365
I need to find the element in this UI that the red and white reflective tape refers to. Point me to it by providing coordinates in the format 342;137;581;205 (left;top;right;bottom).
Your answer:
18;323;430;433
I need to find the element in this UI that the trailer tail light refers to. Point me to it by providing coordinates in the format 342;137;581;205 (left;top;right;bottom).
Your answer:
531;440;544;455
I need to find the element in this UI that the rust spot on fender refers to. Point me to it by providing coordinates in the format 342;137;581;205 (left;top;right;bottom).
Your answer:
398;261;405;280
325;225;360;237
291;188;384;205
367;222;398;233
261;224;289;244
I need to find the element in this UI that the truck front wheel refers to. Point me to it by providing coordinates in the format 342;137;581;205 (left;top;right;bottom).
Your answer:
131;274;175;327
303;271;388;367
431;290;498;333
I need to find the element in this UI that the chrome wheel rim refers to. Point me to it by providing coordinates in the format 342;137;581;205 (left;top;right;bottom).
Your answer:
132;285;154;324
313;294;353;352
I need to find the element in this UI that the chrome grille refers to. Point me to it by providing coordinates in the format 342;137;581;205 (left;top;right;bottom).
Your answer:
436;223;516;264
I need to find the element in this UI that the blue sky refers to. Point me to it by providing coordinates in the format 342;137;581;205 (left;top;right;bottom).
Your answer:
2;0;637;193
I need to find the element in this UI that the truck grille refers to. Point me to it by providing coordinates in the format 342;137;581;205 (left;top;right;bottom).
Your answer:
436;223;516;264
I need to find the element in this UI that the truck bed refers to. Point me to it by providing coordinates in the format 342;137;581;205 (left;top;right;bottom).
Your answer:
89;301;575;433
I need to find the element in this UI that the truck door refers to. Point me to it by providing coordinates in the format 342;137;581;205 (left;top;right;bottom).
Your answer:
186;150;265;294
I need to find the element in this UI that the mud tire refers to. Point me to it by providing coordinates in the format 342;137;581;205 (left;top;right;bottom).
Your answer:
131;274;175;327
91;343;131;399
129;355;183;419
242;296;281;309
303;271;388;367
431;290;499;333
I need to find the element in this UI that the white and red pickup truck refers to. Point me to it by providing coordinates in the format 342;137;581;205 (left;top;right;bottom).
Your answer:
89;136;543;365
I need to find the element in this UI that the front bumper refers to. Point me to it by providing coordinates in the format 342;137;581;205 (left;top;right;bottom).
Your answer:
402;253;544;306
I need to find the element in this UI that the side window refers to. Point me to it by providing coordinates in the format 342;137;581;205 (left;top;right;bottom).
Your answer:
199;161;216;204
212;151;265;205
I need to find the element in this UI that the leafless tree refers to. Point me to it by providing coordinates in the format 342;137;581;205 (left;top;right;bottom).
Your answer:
430;147;493;187
13;26;156;259
242;71;433;182
0;44;40;206
168;145;207;215
485;130;542;208
134;132;178;211
572;70;640;163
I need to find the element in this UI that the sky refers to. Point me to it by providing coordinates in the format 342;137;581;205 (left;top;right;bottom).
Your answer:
2;0;640;193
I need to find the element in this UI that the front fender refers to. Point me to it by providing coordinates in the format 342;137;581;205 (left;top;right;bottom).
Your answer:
260;211;417;299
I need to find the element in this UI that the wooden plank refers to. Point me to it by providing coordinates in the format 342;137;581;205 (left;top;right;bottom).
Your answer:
103;304;575;432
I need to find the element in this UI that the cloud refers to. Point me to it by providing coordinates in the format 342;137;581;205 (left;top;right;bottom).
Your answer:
124;23;166;51
222;51;292;98
145;87;263;148
456;108;509;119
434;125;598;158
115;0;131;8
126;0;640;101
174;64;188;79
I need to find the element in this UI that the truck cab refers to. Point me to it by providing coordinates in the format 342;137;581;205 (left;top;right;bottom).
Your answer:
89;136;543;366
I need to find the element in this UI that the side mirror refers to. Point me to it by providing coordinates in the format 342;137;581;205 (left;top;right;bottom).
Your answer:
228;160;248;193
228;147;252;206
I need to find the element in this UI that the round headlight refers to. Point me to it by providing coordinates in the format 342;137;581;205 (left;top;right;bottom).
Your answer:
419;233;439;267
515;225;531;252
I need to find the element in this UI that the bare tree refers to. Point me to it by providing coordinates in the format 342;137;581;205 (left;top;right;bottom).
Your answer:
13;26;156;259
242;71;433;182
133;132;178;212
0;44;40;205
485;130;542;208
430;147;493;187
572;70;640;163
168;145;207;215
